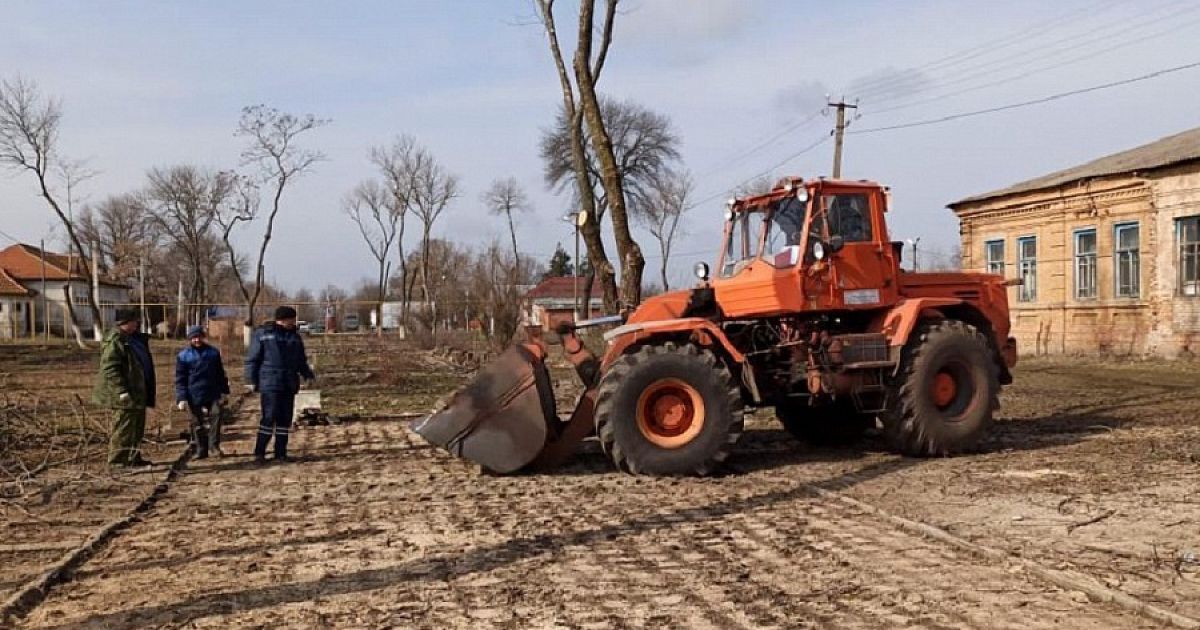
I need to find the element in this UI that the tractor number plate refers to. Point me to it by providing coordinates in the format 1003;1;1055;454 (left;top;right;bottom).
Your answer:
844;289;881;305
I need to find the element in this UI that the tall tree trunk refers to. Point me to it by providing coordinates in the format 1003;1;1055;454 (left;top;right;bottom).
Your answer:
61;285;87;347
396;216;408;327
505;210;520;276
573;0;643;308
537;0;618;313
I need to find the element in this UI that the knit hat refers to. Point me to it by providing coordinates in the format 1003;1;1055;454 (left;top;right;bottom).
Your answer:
274;305;298;320
186;325;206;339
115;308;140;324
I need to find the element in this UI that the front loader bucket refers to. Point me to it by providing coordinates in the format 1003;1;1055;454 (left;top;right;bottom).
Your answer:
412;343;558;473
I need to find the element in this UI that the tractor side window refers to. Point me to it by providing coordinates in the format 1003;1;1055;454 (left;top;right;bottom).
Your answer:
824;193;873;243
772;197;805;247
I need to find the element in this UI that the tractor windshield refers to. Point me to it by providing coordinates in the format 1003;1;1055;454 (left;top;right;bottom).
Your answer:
720;195;810;278
721;210;761;277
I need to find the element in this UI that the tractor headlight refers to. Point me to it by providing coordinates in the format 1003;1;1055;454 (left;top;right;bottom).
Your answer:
693;262;710;281
812;242;827;261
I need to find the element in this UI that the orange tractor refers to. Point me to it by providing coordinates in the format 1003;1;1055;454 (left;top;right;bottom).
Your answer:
415;176;1018;475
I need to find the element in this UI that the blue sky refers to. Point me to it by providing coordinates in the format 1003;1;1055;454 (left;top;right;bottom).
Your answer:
3;0;1199;291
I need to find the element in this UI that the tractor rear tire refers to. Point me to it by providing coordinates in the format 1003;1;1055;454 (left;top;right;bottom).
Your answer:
882;319;999;456
776;400;876;446
594;343;743;475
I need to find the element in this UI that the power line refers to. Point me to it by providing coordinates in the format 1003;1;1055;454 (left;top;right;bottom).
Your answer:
0;227;23;244
855;4;1200;114
846;0;1134;98
687;134;832;213
849;60;1200;135
692;107;826;179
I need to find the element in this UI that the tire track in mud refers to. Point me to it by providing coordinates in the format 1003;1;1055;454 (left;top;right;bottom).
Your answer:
11;418;1173;629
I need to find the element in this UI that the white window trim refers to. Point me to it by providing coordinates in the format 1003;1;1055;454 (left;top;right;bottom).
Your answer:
984;239;1005;276
1017;235;1037;303
1179;216;1200;298
1113;222;1140;299
1073;228;1098;300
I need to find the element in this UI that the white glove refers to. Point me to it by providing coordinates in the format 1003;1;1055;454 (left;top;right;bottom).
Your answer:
176;401;188;412
118;392;131;403
245;384;257;394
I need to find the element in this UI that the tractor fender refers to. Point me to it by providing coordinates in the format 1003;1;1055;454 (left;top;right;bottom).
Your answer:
601;317;746;368
873;298;963;348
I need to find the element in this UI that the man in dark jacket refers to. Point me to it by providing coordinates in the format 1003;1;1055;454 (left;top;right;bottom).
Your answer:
175;325;230;459
245;306;314;464
94;308;156;467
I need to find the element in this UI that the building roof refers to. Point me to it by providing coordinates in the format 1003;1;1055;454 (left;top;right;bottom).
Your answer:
0;267;34;297
0;243;128;288
525;276;604;301
951;126;1200;207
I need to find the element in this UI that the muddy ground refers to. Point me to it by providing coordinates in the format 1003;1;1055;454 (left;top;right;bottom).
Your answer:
1;337;1198;629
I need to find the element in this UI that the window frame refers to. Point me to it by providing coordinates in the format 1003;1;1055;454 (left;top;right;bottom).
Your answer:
1017;235;1037;303
1073;227;1098;300
1113;222;1140;299
984;239;1005;277
1179;216;1200;297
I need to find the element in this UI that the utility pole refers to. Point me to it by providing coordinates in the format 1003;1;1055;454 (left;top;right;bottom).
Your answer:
563;210;587;321
828;98;858;179
39;239;48;342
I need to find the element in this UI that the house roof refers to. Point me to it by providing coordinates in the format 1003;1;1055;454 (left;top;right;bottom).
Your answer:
0;243;128;288
0;267;34;297
950;126;1200;207
525;276;604;301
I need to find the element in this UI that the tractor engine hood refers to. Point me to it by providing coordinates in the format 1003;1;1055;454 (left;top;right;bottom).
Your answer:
627;287;715;324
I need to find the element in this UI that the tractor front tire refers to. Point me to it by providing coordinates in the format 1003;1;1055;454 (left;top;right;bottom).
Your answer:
882;320;999;456
776;400;876;446
594;343;743;475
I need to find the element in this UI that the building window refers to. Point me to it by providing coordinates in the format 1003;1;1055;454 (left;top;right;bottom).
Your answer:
1017;236;1037;302
1181;217;1200;296
984;240;1005;276
1114;223;1140;298
1074;229;1097;300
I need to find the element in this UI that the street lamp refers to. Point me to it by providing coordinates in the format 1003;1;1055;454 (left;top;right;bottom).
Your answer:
562;210;589;320
906;237;921;271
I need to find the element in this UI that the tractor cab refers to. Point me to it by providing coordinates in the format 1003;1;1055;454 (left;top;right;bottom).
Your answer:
710;177;900;317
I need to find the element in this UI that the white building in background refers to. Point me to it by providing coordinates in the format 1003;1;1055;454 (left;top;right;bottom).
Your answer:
0;243;130;337
0;268;34;339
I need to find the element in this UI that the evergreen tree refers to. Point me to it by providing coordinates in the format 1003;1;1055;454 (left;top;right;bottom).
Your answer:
544;243;573;278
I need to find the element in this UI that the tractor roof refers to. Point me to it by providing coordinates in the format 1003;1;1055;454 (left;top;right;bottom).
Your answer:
731;177;883;213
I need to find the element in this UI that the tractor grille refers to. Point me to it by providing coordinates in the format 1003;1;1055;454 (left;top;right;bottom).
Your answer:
836;333;891;367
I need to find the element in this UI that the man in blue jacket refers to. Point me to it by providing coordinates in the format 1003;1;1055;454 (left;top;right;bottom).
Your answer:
175;325;230;459
245;306;315;464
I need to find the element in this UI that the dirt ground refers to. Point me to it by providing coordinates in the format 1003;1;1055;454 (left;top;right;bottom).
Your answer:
2;337;1199;629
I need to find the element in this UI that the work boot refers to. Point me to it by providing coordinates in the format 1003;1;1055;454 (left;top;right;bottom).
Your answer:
253;456;268;467
212;446;226;458
129;455;154;467
275;454;295;464
194;449;209;460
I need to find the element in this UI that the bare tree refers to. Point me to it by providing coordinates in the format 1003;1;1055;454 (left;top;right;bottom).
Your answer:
542;96;679;220
212;173;258;318
343;179;400;334
0;76;101;345
409;147;459;340
638;169;691;291
370;136;417;321
234;105;328;343
481;177;531;270
534;0;620;312
77;193;158;288
144;165;233;324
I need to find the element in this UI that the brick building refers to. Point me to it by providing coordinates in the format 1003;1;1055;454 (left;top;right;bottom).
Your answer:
524;276;603;331
949;127;1200;357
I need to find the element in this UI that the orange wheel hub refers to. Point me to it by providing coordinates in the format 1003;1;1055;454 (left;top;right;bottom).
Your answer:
636;378;705;449
931;370;958;408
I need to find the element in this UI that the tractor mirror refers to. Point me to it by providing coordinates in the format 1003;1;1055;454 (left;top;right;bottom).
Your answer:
829;235;846;254
693;261;710;281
